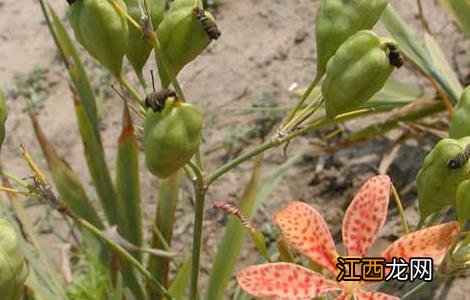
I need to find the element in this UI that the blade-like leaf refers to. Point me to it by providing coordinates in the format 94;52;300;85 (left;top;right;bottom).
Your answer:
380;222;460;262
48;5;100;136
30;113;103;229
424;32;463;96
365;79;426;110
116;106;142;254
206;154;301;300
439;0;470;37
274;201;338;273
116;106;146;299
169;256;192;300
381;4;461;103
73;92;119;225
205;158;262;300
148;171;182;299
236;262;340;299
343;175;391;257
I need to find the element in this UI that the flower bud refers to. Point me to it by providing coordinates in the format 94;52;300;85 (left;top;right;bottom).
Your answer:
68;0;129;76
449;86;470;139
156;0;214;88
417;137;470;219
321;30;399;118
124;0;166;76
144;99;202;178
0;219;28;300
315;0;388;79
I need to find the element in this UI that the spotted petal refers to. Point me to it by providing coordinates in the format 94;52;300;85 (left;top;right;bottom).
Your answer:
274;201;338;273
381;222;460;262
343;175;391;256
237;263;341;300
354;289;400;300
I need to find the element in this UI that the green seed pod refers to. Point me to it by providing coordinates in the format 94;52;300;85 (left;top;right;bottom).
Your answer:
0;219;28;300
315;0;388;79
144;99;202;178
0;88;8;153
156;0;213;88
322;30;398;119
69;0;129;76
124;0;166;76
456;179;470;226
417;137;470;220
449;86;470;139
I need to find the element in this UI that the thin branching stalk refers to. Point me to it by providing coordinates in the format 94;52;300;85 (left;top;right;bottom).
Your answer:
391;183;410;234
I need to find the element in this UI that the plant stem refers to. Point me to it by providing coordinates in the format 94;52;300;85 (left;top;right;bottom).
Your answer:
117;74;145;109
188;161;207;300
391;183;410;234
189;186;207;299
282;74;322;126
207;119;326;185
401;281;432;300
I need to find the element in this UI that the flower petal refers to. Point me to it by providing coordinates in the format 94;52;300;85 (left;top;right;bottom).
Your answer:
343;175;391;256
334;292;351;300
274;201;338;273
380;221;460;262
354;289;400;300
236;262;341;300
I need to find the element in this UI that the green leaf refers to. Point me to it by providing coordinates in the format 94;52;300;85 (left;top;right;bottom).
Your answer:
205;157;262;300
148;171;182;299
30;113;104;230
206;154;301;300
439;0;470;37
48;5;100;136
380;4;461;103
116;106;142;254
365;79;426;110
168;256;192;300
424;32;463;96
73;94;119;225
116;106;146;299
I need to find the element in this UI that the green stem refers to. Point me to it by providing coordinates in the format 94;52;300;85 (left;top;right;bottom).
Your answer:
116;74;145;109
188;168;207;300
401;281;433;300
207;119;326;185
282;74;322;127
67;211;175;300
391;183;409;234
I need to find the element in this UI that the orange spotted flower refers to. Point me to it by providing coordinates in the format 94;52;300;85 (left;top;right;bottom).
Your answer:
237;175;460;300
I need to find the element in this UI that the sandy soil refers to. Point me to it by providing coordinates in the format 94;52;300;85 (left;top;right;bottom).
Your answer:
0;0;469;299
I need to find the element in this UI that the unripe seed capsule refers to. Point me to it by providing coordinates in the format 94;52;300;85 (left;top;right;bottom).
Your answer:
321;30;400;119
417;137;470;220
156;0;216;88
449;86;470;139
315;0;388;79
144;99;203;178
68;0;129;76
124;0;165;76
